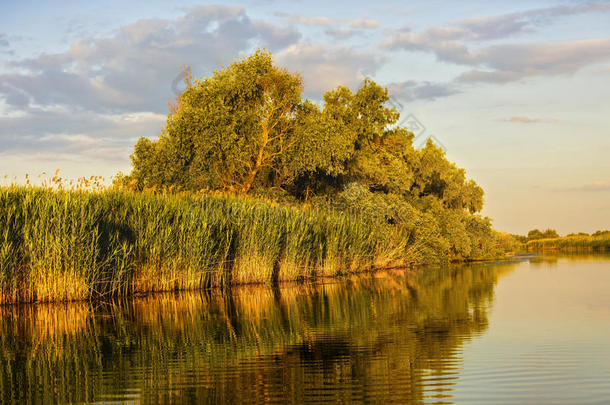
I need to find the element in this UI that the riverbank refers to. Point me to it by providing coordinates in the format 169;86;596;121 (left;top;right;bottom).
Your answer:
0;186;509;304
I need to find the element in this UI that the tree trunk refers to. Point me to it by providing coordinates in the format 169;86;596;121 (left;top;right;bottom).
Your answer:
242;119;270;193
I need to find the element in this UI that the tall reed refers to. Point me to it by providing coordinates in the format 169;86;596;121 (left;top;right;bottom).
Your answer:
0;186;419;303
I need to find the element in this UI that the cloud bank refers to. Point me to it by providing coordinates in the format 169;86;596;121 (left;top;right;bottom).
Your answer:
385;4;610;84
1;2;609;177
0;5;387;166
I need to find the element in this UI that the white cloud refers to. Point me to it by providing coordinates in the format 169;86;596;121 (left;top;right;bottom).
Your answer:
387;80;458;102
274;12;333;27
325;28;356;40
1;6;301;114
350;17;380;29
384;4;610;83
276;43;384;96
387;3;610;51
0;108;165;153
457;39;610;83
0;6;304;171
0;33;9;48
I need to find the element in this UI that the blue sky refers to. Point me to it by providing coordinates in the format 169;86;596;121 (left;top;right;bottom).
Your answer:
1;0;609;234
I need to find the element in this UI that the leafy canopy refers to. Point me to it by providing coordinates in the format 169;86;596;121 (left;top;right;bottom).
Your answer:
125;50;485;218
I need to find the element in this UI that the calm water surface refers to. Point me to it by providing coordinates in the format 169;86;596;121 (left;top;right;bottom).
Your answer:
1;255;609;404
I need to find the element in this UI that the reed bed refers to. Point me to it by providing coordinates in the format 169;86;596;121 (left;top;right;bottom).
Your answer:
0;186;419;304
527;234;610;252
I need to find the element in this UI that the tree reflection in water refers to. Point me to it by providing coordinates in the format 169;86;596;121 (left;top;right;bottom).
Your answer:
0;263;515;404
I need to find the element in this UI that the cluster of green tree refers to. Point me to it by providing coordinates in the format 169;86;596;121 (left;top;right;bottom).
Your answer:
564;231;610;237
592;230;610;237
526;231;610;252
525;228;560;241
120;50;505;262
566;232;592;237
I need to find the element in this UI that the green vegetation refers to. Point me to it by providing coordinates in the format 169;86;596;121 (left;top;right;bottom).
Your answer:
526;228;560;240
0;51;515;303
516;228;610;252
0;185;510;304
0;186;408;303
121;51;507;259
123;51;485;218
527;231;610;252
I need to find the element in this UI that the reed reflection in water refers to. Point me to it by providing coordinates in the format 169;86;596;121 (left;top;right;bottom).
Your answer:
0;263;513;404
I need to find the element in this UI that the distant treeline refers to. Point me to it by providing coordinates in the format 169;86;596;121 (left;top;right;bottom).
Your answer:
525;232;610;252
509;228;610;252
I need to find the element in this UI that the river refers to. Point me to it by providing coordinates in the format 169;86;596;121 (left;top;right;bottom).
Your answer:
1;254;609;404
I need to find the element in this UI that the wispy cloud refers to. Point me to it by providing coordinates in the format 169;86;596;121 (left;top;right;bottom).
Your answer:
0;108;164;157
0;6;303;165
274;12;333;27
325;28;356;40
0;33;13;56
456;39;610;83
276;43;384;96
498;116;560;124
566;181;610;192
386;3;610;50
387;80;459;102
350;17;380;29
1;6;301;114
0;5;388;166
456;3;610;41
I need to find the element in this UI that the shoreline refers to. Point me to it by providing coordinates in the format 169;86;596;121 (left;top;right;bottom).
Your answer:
0;255;523;306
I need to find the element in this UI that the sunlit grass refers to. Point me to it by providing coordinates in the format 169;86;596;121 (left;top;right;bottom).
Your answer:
0;178;419;303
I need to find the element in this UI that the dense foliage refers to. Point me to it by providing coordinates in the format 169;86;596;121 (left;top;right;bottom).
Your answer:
518;228;610;252
0;182;511;304
0;185;435;304
122;50;501;262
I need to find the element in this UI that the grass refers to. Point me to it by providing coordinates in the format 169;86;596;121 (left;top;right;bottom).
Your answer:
527;234;610;252
0;185;420;304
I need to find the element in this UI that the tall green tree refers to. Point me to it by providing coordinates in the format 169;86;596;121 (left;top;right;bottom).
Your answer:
129;50;303;193
285;80;416;198
126;50;485;221
411;141;484;213
121;50;502;262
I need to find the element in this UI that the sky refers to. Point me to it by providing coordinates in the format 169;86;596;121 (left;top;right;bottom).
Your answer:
0;0;609;234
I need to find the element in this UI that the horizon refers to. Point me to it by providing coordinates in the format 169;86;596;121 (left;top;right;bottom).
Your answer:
1;0;609;234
